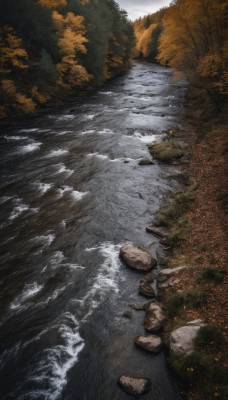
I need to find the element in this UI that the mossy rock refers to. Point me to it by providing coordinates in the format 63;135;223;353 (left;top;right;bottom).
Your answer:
148;141;186;163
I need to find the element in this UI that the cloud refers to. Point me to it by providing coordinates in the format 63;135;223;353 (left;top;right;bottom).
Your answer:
116;0;171;20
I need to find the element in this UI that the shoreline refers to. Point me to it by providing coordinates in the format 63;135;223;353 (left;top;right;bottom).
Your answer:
119;107;227;399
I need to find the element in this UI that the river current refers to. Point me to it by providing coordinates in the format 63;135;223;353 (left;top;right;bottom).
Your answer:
0;62;187;400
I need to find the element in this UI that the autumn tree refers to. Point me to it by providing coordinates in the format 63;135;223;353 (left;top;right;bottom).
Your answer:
133;9;166;61
157;0;227;101
52;10;90;88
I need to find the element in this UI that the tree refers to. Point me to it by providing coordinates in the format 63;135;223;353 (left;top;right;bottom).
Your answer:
157;0;227;96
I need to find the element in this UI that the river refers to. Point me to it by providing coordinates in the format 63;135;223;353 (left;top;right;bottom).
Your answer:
0;62;187;400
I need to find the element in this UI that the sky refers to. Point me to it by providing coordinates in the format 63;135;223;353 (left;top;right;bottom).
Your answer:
116;0;171;20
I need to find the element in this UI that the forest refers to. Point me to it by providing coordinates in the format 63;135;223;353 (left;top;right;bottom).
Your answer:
133;0;227;111
0;0;134;118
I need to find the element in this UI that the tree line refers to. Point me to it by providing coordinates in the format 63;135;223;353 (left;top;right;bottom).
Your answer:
0;0;135;118
133;0;227;109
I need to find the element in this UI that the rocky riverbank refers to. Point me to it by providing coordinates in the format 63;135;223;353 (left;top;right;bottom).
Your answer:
117;109;227;399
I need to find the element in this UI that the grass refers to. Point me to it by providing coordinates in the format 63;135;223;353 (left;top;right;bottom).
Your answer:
168;336;228;400
197;267;225;284
148;141;186;163
166;217;191;247
163;289;207;318
194;325;222;350
156;191;195;227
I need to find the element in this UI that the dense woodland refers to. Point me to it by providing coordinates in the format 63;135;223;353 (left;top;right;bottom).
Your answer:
0;0;134;118
133;0;227;111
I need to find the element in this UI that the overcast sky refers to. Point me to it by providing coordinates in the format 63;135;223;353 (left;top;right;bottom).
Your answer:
116;0;171;20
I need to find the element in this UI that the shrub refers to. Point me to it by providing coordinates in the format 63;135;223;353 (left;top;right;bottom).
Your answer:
194;325;222;350
164;289;207;318
197;267;224;284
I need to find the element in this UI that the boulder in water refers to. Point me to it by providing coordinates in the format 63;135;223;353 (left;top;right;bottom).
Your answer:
118;375;151;398
139;281;156;298
120;245;157;272
134;335;163;353
144;302;165;332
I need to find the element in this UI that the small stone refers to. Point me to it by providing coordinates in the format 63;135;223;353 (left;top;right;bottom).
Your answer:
130;303;145;311
118;375;151;398
134;335;163;353
139;281;156;298
123;310;133;319
138;159;154;166
144;303;165;332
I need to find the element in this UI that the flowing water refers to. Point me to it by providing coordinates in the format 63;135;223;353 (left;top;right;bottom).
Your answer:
0;62;187;400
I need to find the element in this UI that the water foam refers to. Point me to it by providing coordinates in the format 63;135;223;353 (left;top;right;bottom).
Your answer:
133;131;162;144
18;141;42;154
10;282;44;311
3;135;29;141
9;201;39;220
78;242;122;319
24;313;84;400
34;182;52;194
85;114;96;120
45;149;69;158
9;202;29;220
31;234;56;248
54;163;73;177
80;129;95;135
18;128;39;133
0;196;13;204
57;186;88;201
87;152;109;161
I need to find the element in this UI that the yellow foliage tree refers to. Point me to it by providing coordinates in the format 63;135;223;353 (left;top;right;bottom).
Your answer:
0;26;28;74
157;0;227;94
38;0;67;9
52;11;90;88
2;79;36;113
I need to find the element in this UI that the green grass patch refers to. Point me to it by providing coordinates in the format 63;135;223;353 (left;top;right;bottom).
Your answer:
164;289;207;318
148;141;185;163
166;217;191;247
168;350;228;384
156;191;195;227
194;325;223;350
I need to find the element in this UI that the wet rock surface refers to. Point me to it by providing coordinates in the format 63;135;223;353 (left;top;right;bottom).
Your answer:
118;375;151;398
139;281;156;298
120;245;157;272
144;303;165;332
134;335;163;353
170;320;205;355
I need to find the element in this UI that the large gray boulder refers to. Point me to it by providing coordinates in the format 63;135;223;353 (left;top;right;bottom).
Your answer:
144;303;165;332
118;375;151;398
134;335;162;353
120;245;157;272
170;320;205;355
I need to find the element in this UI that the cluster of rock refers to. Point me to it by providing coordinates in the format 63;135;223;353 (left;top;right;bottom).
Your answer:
118;245;165;398
118;245;203;398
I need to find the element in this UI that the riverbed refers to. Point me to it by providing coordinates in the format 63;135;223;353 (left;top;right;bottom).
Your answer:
0;61;187;400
